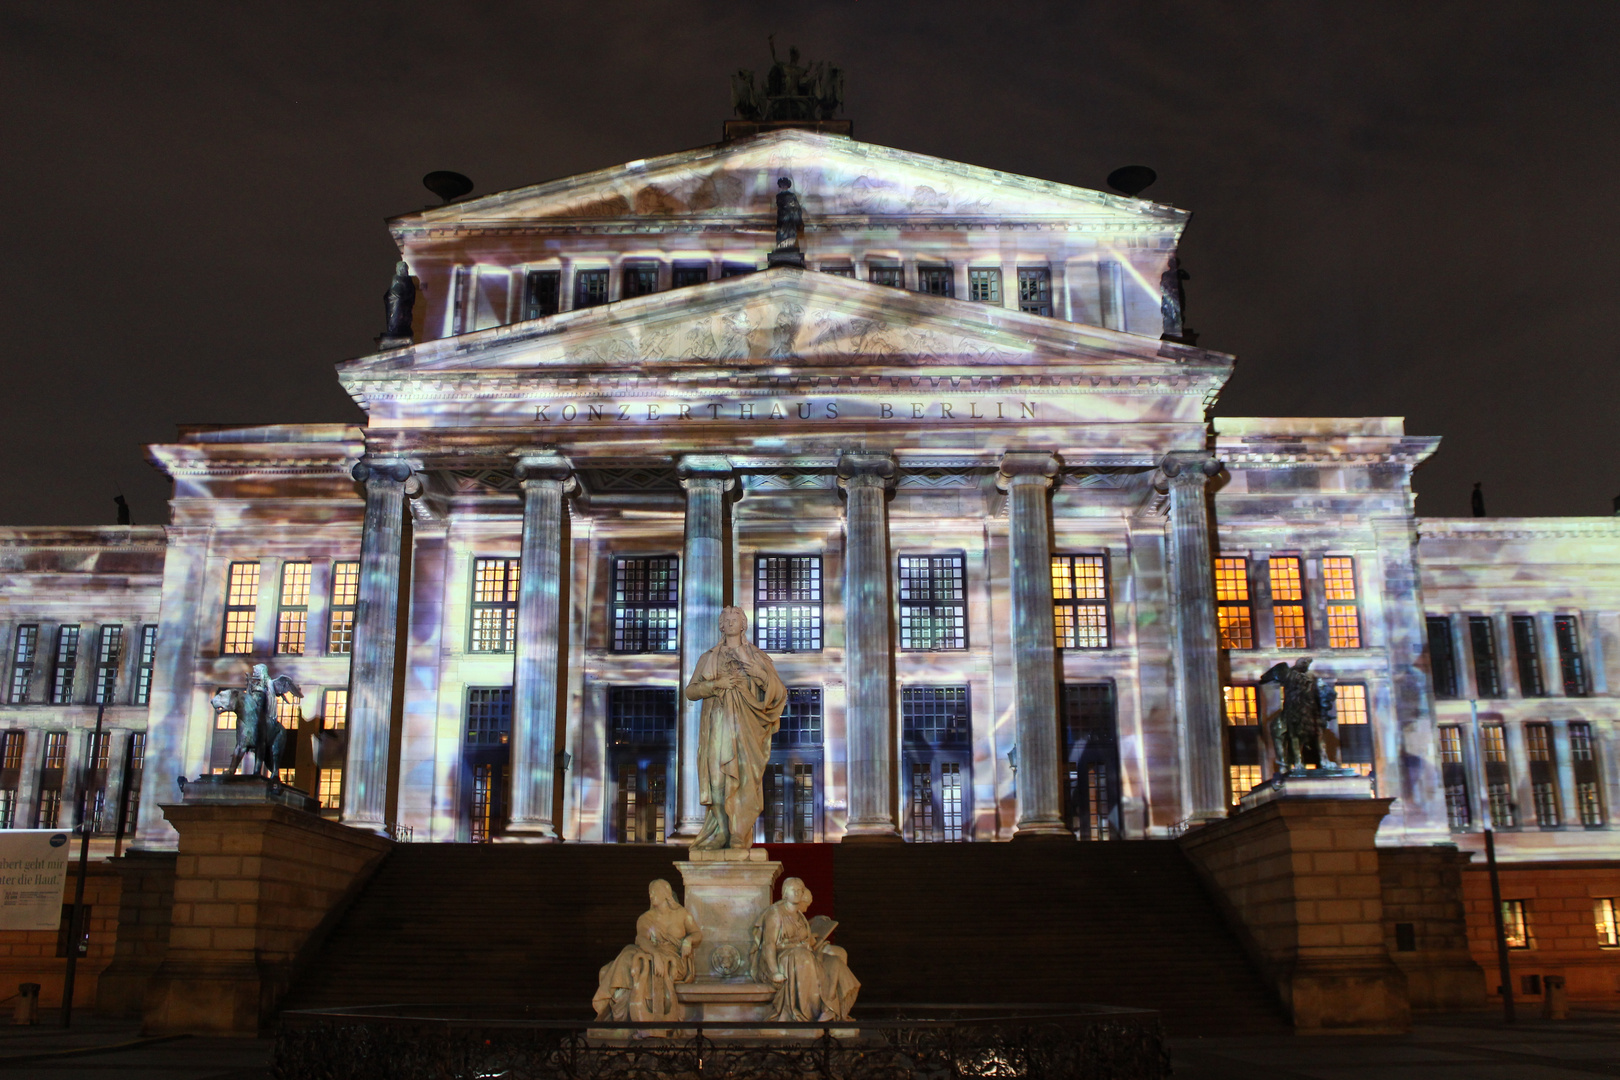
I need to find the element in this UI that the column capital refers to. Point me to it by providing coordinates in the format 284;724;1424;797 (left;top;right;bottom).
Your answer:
1157;451;1221;488
350;457;416;484
676;455;735;492
836;451;896;489
512;451;577;492
997;452;1061;491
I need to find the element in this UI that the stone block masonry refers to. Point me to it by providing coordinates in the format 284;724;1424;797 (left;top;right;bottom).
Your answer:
0;860;121;1010
1462;860;1620;1004
1377;847;1485;1011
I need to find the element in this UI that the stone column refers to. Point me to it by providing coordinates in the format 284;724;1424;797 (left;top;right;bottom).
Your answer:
342;459;414;834
838;452;901;841
675;456;734;840
1163;452;1226;823
505;453;575;841
999;453;1070;838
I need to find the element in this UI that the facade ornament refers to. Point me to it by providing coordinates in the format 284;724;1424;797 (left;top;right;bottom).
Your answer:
209;663;302;779
749;877;861;1022
591;879;702;1023
1260;658;1339;774
380;260;416;349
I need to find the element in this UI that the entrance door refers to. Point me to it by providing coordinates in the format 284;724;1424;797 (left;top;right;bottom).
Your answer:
1062;682;1120;840
762;687;824;843
901;685;971;842
607;687;676;843
463;687;512;842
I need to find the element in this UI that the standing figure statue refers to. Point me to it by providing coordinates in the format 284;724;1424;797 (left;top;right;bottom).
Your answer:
774;177;804;253
750;877;860;1022
1259;657;1337;774
592;879;703;1023
382;259;416;343
1160;255;1189;340
209;663;302;779
683;606;787;849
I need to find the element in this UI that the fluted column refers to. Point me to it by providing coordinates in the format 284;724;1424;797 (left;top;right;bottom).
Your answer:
505;453;575;841
343;458;414;834
839;452;901;841
675;456;733;840
1000;453;1070;838
1163;451;1226;823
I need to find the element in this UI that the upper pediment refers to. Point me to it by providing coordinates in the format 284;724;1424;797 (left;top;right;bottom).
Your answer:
390;129;1186;236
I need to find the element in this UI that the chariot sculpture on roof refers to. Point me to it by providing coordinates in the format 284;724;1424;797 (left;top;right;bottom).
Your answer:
731;38;844;122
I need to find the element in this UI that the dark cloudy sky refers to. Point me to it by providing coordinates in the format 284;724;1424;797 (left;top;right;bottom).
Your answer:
3;2;1616;525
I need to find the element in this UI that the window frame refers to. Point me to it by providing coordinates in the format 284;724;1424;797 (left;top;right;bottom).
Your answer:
1335;683;1373;776
133;625;157;706
92;625;122;706
1223;684;1262;805
1052;553;1111;650
622;260;660;299
867;263;904;289
900;685;972;843
1269;556;1309;650
671;262;710;288
1502;899;1530;949
573;268;610;309
328;560;359;655
1469;616;1502;698
50;625;80;705
915;264;954;297
610;555;681;654
1017;266;1053;317
8;625;38;705
1511;615;1545;697
753;554;823;653
469;557;520;654
1214;557;1254;650
967;267;1002;304
1426;616;1458;698
1553;614;1587;696
896;553;968;652
1322;556;1362;649
221;561;260;656
275;561;311;655
522;268;561;319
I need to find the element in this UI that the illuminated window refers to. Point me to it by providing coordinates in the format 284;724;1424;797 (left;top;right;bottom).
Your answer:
1053;554;1110;649
817;262;854;278
0;731;20;830
573;269;609;309
1214;557;1253;650
328;561;359;654
469;558;520;653
1017;267;1052;317
276;767;298;786
1322;557;1360;648
134;625;157;706
897;555;967;651
1482;724;1515;827
967;268;1001;303
0;791;13;829
1470;616;1501;698
1336;684;1372;776
317;768;342;810
754;556;822;652
1572;722;1604;826
50;626;80;705
120;732;145;836
1426;617;1457;698
916;265;953;297
1224;684;1262;804
222;562;260;655
1526;723;1560;828
1511;616;1544;696
1502;900;1529;949
0;732;22;771
1597;898;1619;948
1554;615;1587;696
9;625;37;704
1269;557;1308;649
36;790;61;829
868;264;903;288
276;696;301;739
87;730;110;771
471;763;509;843
275;562;310;655
1440;725;1470;831
522;268;560;318
91;625;122;706
623;260;659;299
673;262;710;287
610;556;680;653
902;686;970;842
41;731;66;775
323;688;347;731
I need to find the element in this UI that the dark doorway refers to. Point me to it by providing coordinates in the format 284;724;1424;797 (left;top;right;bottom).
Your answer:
608;686;676;843
1062;682;1120;840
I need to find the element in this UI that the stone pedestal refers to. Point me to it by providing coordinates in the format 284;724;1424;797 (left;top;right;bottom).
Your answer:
1237;767;1372;812
176;773;319;813
675;849;780;981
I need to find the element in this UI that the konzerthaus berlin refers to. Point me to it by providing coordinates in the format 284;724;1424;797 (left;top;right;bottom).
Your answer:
4;122;1619;1002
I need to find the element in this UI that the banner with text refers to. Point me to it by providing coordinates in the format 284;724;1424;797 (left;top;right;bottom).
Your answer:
0;830;71;931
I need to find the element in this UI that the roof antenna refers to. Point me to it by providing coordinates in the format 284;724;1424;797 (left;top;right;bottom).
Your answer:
1107;165;1157;198
423;171;474;204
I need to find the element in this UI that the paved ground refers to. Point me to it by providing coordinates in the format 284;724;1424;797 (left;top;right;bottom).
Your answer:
1;1010;1616;1078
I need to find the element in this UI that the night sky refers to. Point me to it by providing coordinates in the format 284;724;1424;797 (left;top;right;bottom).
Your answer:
4;2;1616;526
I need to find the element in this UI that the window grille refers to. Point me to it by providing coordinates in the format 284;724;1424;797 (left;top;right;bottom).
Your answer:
215;690;237;730
120;732;145;836
1470;616;1501;697
93;626;122;705
754;556;822;652
868;264;903;288
134;625;157;706
450;266;471;335
611;557;680;653
317;768;342;810
0;732;22;770
764;761;818;843
1052;555;1109;649
909;762;936;838
1571;721;1603;826
1482;724;1515;826
523;269;561;319
470;763;508;843
37;790;61;829
1502;900;1529;948
720;262;756;278
1214;558;1253;649
9;625;37;704
609;687;677;746
323;688;347;731
38;731;66;829
1336;684;1372;775
672;262;710;288
774;687;823;748
222;562;259;655
277;767;298;786
1526;723;1560;827
1017;267;1052;316
1062;683;1118;840
623;261;659;299
1532;782;1560;827
465;687;513;747
87;730;110;771
1597;898;1619;948
0;730;21;829
276;562;311;655
613;763;666;844
1426;617;1457;698
1323;557;1361;648
470;558;520;653
967;268;1001;304
1440;725;1470;831
51;626;80;705
0;790;14;829
1269;557;1308;649
1511;616;1544;696
573;269;609;308
1224;685;1262;804
915;265;953;297
897;555;967;651
902;686;971;748
328;561;359;654
1554;615;1587;696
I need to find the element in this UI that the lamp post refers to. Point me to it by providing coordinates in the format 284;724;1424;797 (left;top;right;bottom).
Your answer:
61;703;104;1028
1467;699;1514;1023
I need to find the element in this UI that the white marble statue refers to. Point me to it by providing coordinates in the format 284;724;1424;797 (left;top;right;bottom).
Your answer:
592;879;703;1023
750;877;860;1022
684;606;788;849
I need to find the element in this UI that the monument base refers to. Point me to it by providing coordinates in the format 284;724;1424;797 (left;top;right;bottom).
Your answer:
766;249;807;269
1238;766;1371;812
675;850;780;981
176;773;319;814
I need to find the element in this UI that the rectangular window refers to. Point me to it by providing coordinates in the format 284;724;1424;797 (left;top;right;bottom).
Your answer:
623;260;659;299
967;268;1001;303
134;625;157;706
754;556;822;652
275;561;310;655
465;687;513;748
222;562;260;655
1470;616;1502;698
901;686;971;748
1224;684;1262;804
1336;684;1372;775
8;625;38;704
0;732;22;770
720;261;756;279
1427;617;1458;698
1052;554;1109;649
469;558;520;653
764;762;819;844
897;554;967;651
50;626;80;705
1526;723;1560;828
1323;557;1361;648
0;730;22;829
0;790;14;830
1214;557;1253;650
323;688;347;731
1597;898;1619;948
610;556;680;653
523;268;561;319
817;262;854;278
775;687;823;748
1440;725;1471;831
672;262;710;288
868;264;903;288
318;768;342;810
1571;721;1603;826
1502;900;1529;949
215;691;237;730
915;265;953;297
328;561;359;654
573;269;609;309
1554;615;1587;696
91;625;122;706
37;790;61;829
1512;616;1545;696
450;265;471;335
901;686;970;843
1017;267;1052;317
120;731;145;836
1482;723;1515;827
1269;557;1309;649
39;731;67;829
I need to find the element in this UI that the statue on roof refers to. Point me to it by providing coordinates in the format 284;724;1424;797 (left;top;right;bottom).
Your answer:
1160;255;1189;341
732;39;843;122
774;177;804;253
381;260;416;347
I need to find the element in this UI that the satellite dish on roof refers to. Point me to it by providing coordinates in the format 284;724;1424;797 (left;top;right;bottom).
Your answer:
1106;165;1157;198
423;171;474;204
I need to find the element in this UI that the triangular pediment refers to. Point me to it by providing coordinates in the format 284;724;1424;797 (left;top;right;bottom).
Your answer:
390;129;1185;234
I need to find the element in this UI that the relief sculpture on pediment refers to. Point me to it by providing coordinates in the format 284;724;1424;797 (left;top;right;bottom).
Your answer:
771;302;805;358
633;185;681;216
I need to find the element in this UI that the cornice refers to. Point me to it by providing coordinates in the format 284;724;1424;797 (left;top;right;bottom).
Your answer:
1418;517;1620;541
393;217;1181;242
0;526;167;549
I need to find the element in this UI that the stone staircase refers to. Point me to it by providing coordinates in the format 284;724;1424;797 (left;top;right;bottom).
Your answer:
281;840;1286;1035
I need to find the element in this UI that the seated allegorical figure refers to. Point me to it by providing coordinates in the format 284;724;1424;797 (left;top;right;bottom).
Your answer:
592;879;703;1022
750;877;860;1022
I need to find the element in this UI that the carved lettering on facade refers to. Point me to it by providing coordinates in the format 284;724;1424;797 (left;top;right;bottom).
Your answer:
528;400;1036;422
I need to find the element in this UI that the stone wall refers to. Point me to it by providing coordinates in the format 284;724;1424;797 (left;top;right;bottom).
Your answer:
0;861;121;1009
1377;847;1485;1010
1463;860;1620;1004
94;851;177;1017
